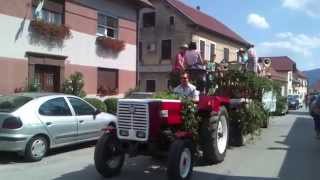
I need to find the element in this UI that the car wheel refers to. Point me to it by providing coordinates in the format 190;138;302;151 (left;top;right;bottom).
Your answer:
25;136;48;162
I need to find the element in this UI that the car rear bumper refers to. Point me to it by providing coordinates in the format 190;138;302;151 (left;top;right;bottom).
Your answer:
0;135;29;152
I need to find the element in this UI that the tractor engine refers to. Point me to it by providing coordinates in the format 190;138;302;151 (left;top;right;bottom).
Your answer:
116;99;183;142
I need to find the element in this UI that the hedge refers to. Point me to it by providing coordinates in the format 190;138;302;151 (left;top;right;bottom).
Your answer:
84;98;107;112
104;98;118;115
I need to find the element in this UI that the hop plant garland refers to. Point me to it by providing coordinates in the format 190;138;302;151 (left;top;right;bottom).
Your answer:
152;92;200;141
181;98;201;141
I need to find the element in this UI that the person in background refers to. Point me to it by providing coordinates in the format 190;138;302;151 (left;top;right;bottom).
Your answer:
247;45;258;73
310;95;320;138
237;48;248;64
304;94;308;110
185;42;205;92
173;44;188;73
169;44;188;89
174;72;199;101
205;54;216;93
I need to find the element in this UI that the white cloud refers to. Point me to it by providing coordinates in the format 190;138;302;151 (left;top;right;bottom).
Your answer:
259;32;320;57
257;32;320;70
281;0;320;17
247;13;270;29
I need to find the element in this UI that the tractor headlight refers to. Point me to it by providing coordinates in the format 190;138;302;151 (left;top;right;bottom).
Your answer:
120;130;129;136
136;131;146;138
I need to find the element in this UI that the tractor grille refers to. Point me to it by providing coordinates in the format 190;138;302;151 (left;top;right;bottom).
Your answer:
117;101;149;141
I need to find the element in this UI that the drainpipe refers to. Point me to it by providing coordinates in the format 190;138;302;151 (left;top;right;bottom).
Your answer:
136;9;140;88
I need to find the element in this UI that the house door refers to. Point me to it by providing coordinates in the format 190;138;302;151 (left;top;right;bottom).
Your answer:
35;65;60;92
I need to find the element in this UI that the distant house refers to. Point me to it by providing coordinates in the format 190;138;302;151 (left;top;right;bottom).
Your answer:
138;0;251;92
261;56;308;98
0;0;151;96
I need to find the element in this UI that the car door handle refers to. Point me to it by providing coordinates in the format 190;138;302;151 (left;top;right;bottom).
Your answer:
46;122;52;126
79;120;85;124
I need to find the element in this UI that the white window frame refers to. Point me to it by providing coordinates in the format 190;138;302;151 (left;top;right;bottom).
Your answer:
209;41;216;62
197;37;217;62
32;7;62;25
97;12;119;39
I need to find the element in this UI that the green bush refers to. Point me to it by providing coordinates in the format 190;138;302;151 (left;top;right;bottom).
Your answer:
104;98;118;115
274;96;287;116
63;72;86;97
84;98;107;112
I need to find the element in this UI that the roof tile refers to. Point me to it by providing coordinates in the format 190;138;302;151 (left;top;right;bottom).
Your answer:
165;0;250;46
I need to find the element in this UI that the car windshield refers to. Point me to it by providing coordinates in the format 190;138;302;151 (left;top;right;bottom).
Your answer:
288;95;298;100
0;96;33;113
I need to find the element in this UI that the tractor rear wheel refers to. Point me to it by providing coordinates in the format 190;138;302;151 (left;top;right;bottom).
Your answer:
200;106;229;164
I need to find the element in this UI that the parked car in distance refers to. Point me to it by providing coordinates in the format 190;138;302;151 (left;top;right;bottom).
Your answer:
0;93;117;161
288;95;299;110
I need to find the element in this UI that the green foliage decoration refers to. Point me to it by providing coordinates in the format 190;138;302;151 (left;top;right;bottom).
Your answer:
229;101;268;136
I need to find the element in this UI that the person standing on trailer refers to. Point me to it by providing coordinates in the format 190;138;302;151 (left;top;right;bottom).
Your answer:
185;42;205;92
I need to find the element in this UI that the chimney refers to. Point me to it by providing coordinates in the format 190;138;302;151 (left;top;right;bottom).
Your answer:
196;6;200;11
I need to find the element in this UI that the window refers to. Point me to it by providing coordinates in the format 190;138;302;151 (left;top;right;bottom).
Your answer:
68;98;95;116
0;96;33;113
210;44;216;62
161;40;172;60
143;12;156;28
97;13;118;38
224;48;230;62
146;80;156;92
32;0;64;25
200;40;205;60
97;68;118;95
39;98;72;116
169;16;175;25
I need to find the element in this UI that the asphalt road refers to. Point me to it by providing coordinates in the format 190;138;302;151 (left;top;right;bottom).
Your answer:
1;109;319;180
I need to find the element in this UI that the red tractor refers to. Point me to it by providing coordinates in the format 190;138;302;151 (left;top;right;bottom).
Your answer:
94;95;231;180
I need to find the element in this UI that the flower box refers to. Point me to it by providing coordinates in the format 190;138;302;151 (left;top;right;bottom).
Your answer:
96;36;125;53
30;20;71;42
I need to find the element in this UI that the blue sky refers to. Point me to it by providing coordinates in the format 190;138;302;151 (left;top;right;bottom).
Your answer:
184;0;320;71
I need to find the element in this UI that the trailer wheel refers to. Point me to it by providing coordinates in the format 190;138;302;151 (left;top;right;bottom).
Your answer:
94;133;125;178
262;115;270;128
167;139;193;180
200;106;229;164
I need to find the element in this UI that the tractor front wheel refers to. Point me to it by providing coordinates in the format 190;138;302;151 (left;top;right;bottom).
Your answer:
167;139;194;180
94;132;125;178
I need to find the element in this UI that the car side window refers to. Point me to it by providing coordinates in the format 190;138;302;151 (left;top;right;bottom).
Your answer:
39;98;72;116
68;97;95;116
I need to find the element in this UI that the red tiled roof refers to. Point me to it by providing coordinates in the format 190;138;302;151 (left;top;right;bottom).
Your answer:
165;0;250;46
295;70;308;79
269;67;287;82
260;56;296;71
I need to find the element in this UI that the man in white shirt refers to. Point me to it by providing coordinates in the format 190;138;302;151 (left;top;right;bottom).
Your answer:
174;73;199;101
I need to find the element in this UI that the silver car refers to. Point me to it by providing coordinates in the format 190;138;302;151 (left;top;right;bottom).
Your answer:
0;93;117;161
